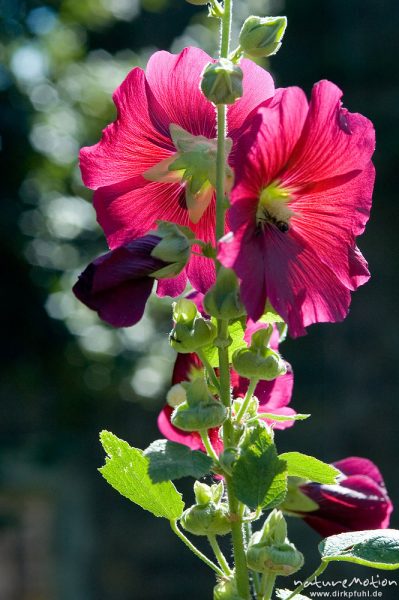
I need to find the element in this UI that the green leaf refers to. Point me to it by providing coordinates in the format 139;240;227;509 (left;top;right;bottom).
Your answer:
254;412;310;423
319;529;399;570
259;300;285;324
144;439;213;483
276;590;311;600
231;425;287;510
202;318;246;367
99;431;184;520
280;451;340;484
280;478;319;514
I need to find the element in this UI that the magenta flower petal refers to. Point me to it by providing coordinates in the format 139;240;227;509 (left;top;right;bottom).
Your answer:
299;457;393;537
334;457;386;486
80;69;170;189
228;58;275;136
81;48;275;294
73;234;182;327
145;47;216;138
283;80;375;186
219;80;375;336
157;270;187;298
158;405;203;451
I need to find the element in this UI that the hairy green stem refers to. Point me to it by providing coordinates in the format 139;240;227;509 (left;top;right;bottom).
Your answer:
200;430;219;463
235;378;259;423
225;478;251;599
259;572;276;600
220;0;232;58
214;0;250;597
208;534;232;575
244;520;262;597
286;562;328;599
170;520;224;577
197;349;220;392
216;103;227;243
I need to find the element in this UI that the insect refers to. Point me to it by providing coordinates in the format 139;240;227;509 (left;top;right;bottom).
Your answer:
169;331;182;344
257;208;290;233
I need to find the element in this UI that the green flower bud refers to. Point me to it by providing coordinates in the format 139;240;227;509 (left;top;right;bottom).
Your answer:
232;325;286;380
181;502;231;536
247;540;304;576
247;510;304;576
170;299;217;353
214;578;244;600
194;481;224;505
150;221;192;278
166;383;187;408
201;59;243;105
170;318;217;353
194;481;214;505
239;16;287;58
259;509;287;545
251;326;273;351
233;395;259;419
173;298;198;327
171;378;227;431
232;346;286;380
218;447;239;476
203;268;246;320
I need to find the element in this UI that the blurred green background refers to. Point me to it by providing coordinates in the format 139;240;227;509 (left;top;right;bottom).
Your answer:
0;0;398;598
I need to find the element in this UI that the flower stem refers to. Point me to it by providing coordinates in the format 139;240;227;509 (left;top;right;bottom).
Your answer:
199;429;219;463
235;378;259;423
170;520;224;577
225;478;251;599
286;562;328;599
216;103;227;243
197;349;220;392
220;0;232;58
207;534;232;575
214;0;250;597
259;572;276;600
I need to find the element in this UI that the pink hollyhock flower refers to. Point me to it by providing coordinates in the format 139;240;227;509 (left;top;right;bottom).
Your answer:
297;457;393;537
218;81;375;336
73;234;186;327
158;345;295;452
80;47;275;295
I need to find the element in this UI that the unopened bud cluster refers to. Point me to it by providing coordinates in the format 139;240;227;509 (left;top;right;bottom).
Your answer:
170;298;216;353
246;510;304;576
171;377;227;431
181;481;231;536
233;326;286;381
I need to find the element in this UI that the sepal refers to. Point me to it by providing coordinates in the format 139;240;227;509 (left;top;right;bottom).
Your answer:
171;378;227;431
203;268;246;320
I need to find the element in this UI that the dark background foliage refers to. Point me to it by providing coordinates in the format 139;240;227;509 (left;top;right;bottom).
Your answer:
0;0;398;598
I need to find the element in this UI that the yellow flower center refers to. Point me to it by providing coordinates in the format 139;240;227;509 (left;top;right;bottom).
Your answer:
256;182;293;233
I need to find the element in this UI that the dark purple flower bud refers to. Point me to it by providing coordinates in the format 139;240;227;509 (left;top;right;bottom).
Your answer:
73;235;167;327
299;457;393;537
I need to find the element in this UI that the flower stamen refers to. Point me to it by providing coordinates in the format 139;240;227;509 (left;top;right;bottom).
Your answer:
256;181;293;233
